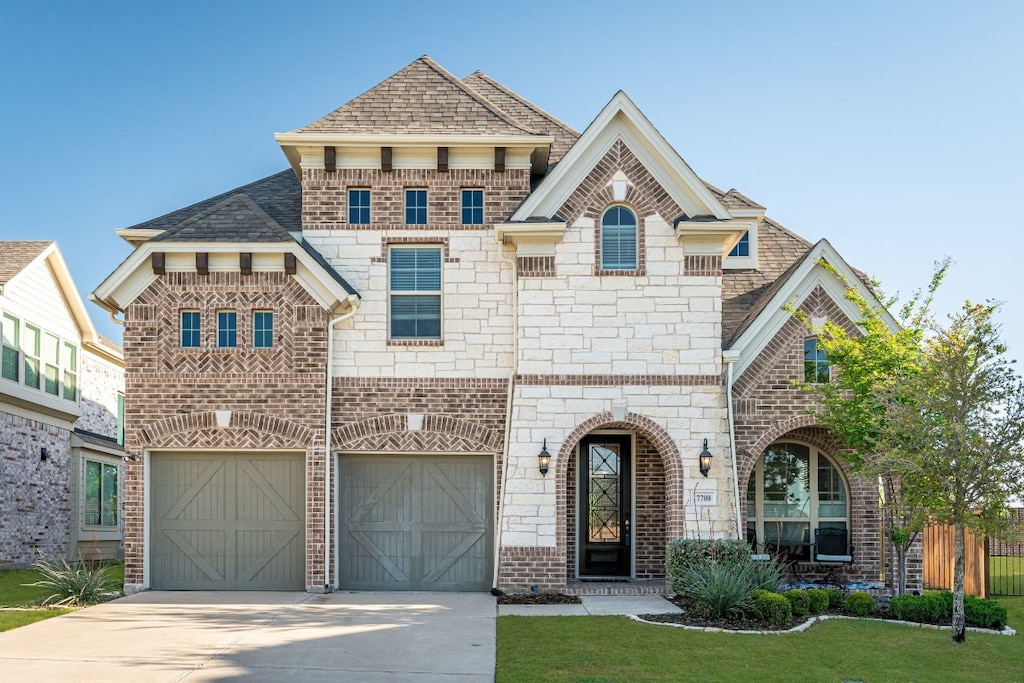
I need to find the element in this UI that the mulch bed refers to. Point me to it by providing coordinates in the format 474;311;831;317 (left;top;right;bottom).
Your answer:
497;592;582;605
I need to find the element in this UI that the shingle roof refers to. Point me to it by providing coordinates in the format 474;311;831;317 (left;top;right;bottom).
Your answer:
123;170;301;234
703;182;765;210
0;241;52;285
722;217;814;345
293;56;540;136
152;194;295;243
462;71;579;165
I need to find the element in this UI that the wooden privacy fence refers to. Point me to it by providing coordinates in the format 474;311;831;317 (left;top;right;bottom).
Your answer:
923;524;989;598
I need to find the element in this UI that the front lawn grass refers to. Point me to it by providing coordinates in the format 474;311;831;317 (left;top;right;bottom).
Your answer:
497;599;1024;683
0;562;124;632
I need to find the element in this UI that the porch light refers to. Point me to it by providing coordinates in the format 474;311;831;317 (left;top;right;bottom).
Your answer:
538;439;551;476
699;439;712;477
40;447;50;461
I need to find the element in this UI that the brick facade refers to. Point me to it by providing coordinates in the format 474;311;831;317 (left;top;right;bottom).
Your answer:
121;271;327;589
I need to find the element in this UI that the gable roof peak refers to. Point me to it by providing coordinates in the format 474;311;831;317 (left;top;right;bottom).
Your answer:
152;193;295;244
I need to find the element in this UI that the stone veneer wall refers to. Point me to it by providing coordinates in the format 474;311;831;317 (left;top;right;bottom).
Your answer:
731;286;916;588
76;351;123;438
0;412;71;565
121;271;328;589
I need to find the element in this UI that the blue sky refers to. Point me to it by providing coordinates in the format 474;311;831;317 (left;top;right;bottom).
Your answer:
2;1;1021;359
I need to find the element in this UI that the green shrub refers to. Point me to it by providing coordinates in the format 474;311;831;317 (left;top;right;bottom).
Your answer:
673;560;755;619
748;558;787;592
845;591;876;617
888;594;946;623
667;538;752;578
805;588;830;613
751;588;792;626
27;555;116;606
931;591;1007;629
825;587;845;609
965;595;1007;630
783;589;810;617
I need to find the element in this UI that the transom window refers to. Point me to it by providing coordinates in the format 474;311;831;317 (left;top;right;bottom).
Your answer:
405;189;428;225
253;311;274;348
746;442;848;562
389;247;442;340
729;231;750;257
600;206;637;270
348;189;370;225
84;459;118;528
461;189;483;225
804;337;829;383
180;311;200;348
217;311;237;348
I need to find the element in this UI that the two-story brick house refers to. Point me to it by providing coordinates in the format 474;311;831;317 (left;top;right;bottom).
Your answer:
93;57;907;594
2;241;125;566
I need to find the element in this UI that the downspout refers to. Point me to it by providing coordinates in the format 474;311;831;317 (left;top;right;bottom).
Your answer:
493;242;519;591
726;354;743;540
324;298;358;591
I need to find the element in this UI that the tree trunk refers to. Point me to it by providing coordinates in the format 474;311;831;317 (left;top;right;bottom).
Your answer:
952;522;966;643
895;544;907;596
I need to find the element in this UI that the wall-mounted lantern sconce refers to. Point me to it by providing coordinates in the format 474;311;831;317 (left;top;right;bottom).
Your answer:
538;439;551;476
123;453;141;462
699;439;712;477
40;447;50;461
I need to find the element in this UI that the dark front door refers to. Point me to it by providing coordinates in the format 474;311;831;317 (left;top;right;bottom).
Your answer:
579;435;632;577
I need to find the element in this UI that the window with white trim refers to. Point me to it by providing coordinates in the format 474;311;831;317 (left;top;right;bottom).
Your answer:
600;206;637;270
217;311;237;348
43;332;60;395
389;247;442;340
62;341;77;400
180;311;200;348
253;311;274;348
746;442;848;562
84;458;119;528
22;323;40;389
729;232;750;257
2;313;19;382
804;337;829;384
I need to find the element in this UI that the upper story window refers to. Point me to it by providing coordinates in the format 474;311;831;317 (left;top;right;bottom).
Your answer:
1;313;79;401
389;247;442;340
461;189;484;225
746;442;848;562
117;392;125;446
180;311;201;348
804;337;830;384
600;206;638;270
2;312;19;382
729;232;750;257
253;311;274;348
405;189;428;225
217;311;237;348
84;458;119;528
349;189;370;225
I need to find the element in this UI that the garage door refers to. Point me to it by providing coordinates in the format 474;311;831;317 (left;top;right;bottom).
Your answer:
338;455;492;591
151;452;305;590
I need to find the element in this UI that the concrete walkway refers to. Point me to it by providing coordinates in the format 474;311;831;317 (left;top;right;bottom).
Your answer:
0;591;496;682
498;594;681;617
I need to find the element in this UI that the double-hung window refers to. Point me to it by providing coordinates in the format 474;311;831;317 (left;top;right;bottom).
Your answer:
253;311;274;348
180;311;200;348
22;323;40;389
62;341;77;400
389;247;441;340
349;189;370;225
2;313;19;381
600;206;637;270
405;189;427;225
217;311;237;348
43;332;60;395
461;189;483;225
804;337;829;384
84;459;119;528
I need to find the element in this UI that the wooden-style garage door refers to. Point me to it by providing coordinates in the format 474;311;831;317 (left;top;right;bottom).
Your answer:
151;452;305;590
338;455;492;591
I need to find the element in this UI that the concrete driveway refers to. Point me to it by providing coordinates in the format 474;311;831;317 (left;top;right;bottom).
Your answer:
0;591;496;682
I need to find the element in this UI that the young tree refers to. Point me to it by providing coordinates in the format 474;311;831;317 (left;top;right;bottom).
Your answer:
881;302;1024;642
794;262;944;597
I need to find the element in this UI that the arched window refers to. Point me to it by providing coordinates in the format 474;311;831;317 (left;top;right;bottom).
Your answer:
746;442;848;562
600;206;637;270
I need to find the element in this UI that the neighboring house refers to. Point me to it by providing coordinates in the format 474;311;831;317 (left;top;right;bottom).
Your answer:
1;241;125;565
93;56;913;594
